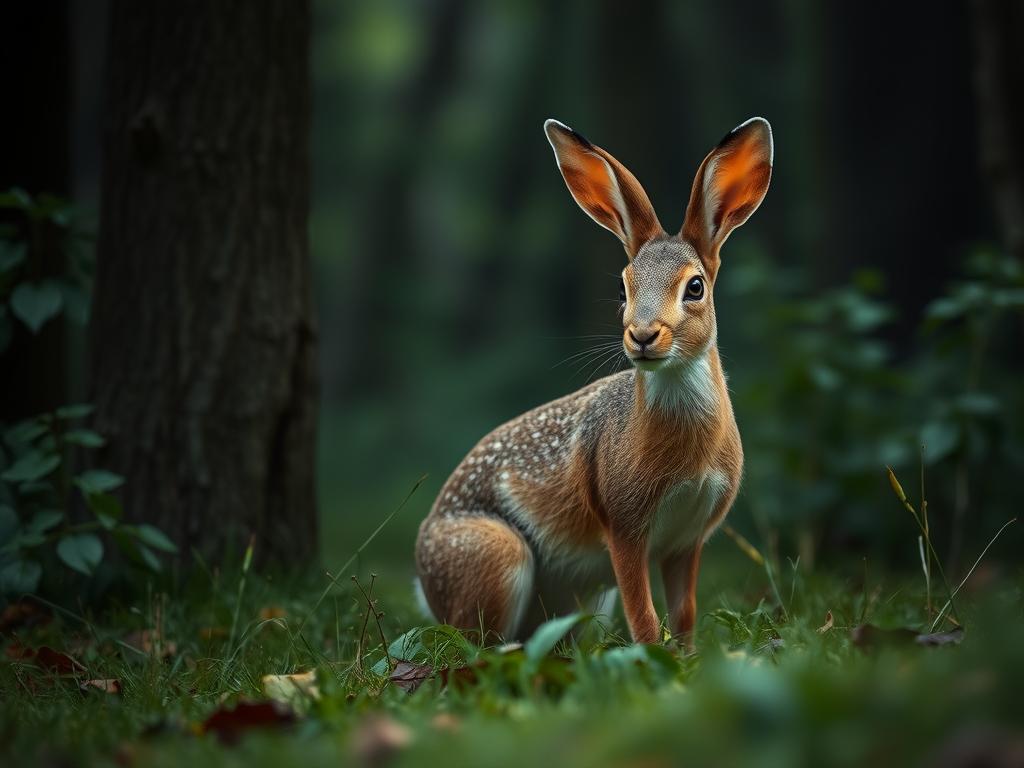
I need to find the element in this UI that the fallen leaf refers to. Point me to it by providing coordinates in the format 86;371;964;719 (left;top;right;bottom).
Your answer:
351;715;413;768
34;646;86;675
200;699;296;745
5;642;35;660
0;599;51;633
817;610;834;634
262;670;320;707
81;678;121;694
388;659;480;694
388;660;434;694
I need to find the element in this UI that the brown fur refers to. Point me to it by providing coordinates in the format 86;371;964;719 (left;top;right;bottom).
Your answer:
416;118;773;646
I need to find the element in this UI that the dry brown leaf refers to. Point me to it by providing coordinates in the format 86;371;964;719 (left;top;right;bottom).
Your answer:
34;646;87;675
200;699;296;745
817;610;834;634
388;660;435;694
81;678;122;694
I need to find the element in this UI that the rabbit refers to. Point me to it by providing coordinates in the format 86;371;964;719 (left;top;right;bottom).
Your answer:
415;116;773;645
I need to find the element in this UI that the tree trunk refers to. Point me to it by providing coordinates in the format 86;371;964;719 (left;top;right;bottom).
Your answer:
91;0;317;564
973;0;1024;261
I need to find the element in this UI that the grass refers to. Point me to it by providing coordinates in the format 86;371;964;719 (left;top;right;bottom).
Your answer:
1;534;1022;768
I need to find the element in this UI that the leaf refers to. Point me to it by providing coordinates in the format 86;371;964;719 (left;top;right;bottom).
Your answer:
112;526;161;572
1;451;60;483
3;418;50;446
10;280;63;333
920;421;960;463
75;469;124;494
200;699;296;745
0;240;26;274
386;627;426;662
262;671;320;709
81;678;121;694
953;392;1000;417
55;403;95;420
0;559;42;594
56;534;103;575
34;646;86;675
25;510;63;536
817;610;834;634
134;524;178;553
86;492;122;529
0;188;33;210
63;429;105;448
524;613;587;662
388;660;435;694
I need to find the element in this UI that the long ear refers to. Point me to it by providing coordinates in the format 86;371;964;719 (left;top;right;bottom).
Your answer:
680;117;773;276
544;119;664;259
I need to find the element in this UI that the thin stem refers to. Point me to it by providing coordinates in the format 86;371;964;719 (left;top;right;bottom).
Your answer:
930;517;1016;633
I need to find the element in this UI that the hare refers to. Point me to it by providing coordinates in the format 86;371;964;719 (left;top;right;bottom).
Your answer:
415;117;773;645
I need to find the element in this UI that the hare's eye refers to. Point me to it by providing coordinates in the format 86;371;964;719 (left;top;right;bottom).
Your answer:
684;276;705;301
618;278;626;304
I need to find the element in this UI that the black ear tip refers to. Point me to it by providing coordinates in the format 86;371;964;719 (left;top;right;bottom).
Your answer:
544;118;593;149
718;117;774;161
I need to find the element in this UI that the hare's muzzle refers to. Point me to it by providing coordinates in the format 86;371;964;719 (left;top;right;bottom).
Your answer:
624;322;670;368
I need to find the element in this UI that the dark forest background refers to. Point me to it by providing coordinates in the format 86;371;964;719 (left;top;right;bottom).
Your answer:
2;0;1022;589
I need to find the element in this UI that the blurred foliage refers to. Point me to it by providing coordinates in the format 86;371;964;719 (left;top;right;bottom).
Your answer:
0;188;92;351
0;406;178;596
0;191;177;597
1;554;1022;767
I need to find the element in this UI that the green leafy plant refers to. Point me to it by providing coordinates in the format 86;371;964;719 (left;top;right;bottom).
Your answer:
0;405;177;596
0;187;94;350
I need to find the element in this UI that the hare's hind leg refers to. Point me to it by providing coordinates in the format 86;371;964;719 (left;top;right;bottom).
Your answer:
415;515;534;640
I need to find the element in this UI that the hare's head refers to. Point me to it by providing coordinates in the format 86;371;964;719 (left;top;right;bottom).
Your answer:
545;118;772;371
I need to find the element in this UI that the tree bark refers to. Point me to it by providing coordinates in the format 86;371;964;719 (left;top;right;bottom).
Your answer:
91;1;317;563
973;0;1024;261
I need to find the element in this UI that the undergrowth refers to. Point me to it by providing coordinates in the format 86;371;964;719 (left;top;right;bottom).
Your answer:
1;544;1021;768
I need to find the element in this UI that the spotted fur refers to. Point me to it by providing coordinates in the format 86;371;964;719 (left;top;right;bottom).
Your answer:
416;117;773;645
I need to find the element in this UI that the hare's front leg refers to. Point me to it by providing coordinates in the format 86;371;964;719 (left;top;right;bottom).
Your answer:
661;545;702;647
607;533;661;644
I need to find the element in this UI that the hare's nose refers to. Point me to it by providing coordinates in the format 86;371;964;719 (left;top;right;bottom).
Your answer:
628;327;660;346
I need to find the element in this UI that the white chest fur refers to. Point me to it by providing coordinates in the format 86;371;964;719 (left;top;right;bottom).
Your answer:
648;470;729;557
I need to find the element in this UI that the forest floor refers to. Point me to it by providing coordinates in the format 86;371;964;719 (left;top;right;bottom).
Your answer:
1;544;1022;768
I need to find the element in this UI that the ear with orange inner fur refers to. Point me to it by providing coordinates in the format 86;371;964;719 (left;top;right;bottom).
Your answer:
544;119;664;260
680;117;773;277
